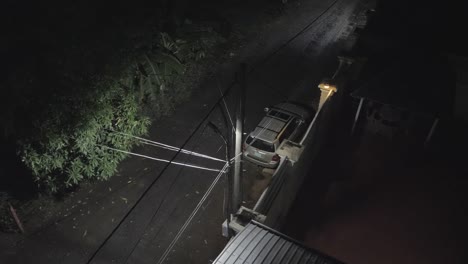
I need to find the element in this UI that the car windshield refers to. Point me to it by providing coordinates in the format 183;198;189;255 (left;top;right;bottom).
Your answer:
246;136;275;152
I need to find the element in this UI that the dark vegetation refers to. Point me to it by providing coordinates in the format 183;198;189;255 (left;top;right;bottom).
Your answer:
0;0;235;230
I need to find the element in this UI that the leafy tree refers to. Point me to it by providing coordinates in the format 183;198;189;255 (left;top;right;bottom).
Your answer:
18;78;150;193
3;4;225;193
15;29;213;193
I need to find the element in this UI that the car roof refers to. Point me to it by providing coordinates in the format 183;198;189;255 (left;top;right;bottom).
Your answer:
250;116;287;143
248;103;310;144
250;127;277;143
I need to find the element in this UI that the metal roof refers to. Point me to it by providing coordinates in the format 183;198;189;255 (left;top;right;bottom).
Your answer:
213;222;344;264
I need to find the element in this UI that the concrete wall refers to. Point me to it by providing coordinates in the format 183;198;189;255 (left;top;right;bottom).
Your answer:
264;65;350;229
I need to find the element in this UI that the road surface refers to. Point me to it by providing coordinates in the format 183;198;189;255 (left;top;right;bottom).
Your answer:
0;0;359;263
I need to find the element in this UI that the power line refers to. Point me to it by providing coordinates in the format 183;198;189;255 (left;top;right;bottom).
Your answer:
122;125;214;264
247;0;340;74
140;140;226;163
208;117;234;238
230;152;242;163
99;145;224;173
118;96;234;264
87;0;341;260
108;130;226;163
156;162;230;264
239;0;341;149
217;79;236;133
85;80;236;264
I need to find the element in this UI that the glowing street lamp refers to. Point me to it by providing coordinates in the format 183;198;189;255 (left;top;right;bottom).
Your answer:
317;80;337;110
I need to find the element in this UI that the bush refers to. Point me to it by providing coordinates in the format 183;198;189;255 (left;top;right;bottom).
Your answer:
4;10;225;192
14;28;216;193
18;78;151;193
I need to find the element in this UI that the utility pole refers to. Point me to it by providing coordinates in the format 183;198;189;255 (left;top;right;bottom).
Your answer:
233;63;246;212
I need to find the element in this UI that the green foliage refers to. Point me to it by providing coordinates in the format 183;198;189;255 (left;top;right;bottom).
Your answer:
123;32;188;116
13;27;222;193
19;80;150;193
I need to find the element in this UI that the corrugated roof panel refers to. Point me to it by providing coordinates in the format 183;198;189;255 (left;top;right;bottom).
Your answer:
217;224;256;264
301;253;313;264
226;225;262;263
281;244;299;263
262;238;286;263
289;247;303;264
213;222;345;264
234;229;268;264
244;232;274;263
274;241;294;263
307;254;319;264
251;233;280;263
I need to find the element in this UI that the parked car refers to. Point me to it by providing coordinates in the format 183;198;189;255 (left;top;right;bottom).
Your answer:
243;102;313;168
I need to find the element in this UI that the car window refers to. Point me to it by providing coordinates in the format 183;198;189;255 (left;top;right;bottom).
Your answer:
246;136;275;152
268;110;290;121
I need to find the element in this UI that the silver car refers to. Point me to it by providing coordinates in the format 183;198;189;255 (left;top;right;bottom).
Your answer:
243;102;312;168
